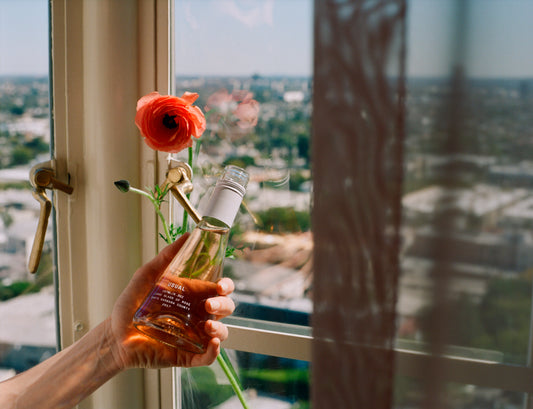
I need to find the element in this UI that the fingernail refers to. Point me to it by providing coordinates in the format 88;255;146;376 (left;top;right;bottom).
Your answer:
205;321;216;335
209;300;220;310
219;281;229;293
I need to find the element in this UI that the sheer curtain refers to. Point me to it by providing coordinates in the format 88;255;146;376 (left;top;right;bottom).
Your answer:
312;0;406;407
312;0;533;407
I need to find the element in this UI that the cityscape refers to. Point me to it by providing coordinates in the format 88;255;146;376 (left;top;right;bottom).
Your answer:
2;73;533;407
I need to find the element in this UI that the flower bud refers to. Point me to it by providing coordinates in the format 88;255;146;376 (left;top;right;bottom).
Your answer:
114;180;131;193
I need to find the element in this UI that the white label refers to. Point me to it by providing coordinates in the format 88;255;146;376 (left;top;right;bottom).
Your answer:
203;185;243;227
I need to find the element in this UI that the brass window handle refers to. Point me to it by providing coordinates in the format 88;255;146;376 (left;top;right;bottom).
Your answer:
162;162;202;224
28;162;73;273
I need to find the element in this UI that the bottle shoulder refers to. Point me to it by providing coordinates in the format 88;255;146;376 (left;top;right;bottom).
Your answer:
197;216;230;232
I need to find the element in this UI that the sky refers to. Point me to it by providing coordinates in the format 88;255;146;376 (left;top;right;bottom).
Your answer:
407;0;533;78
174;0;313;76
1;0;533;78
0;0;49;76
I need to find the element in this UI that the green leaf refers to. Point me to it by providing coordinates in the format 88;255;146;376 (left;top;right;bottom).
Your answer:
169;223;187;243
159;232;171;244
225;247;237;259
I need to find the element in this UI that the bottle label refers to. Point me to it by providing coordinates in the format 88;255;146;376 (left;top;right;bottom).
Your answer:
159;278;191;311
137;276;218;320
203;184;243;227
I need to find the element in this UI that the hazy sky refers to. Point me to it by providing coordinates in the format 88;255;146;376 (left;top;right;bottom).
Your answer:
1;0;533;78
0;0;49;76
407;0;533;78
174;0;313;76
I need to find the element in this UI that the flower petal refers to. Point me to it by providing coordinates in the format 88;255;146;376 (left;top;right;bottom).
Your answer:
136;91;162;111
180;92;200;105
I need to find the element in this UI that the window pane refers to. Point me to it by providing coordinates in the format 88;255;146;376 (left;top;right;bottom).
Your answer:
174;0;313;327
399;0;533;366
173;0;312;405
181;349;309;408
394;376;525;409
0;0;56;381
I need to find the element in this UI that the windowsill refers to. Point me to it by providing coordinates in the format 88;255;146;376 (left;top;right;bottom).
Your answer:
221;316;312;361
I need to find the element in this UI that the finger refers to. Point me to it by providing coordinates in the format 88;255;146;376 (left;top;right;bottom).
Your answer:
193;338;220;367
133;234;189;282
205;320;229;342
216;278;235;296
205;296;235;317
149;233;190;272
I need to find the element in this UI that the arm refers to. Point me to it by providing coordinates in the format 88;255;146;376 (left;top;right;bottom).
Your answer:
0;319;125;408
0;235;235;409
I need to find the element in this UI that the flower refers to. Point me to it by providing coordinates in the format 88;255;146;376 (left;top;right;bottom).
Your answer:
233;97;259;129
135;91;206;153
204;89;260;139
113;180;131;193
205;88;233;115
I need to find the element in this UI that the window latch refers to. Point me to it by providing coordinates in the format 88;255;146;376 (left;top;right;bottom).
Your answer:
28;160;73;274
161;162;202;224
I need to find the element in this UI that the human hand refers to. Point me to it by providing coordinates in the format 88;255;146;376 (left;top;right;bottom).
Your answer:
108;234;235;369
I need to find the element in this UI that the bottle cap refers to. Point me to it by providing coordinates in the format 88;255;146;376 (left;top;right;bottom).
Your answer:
203;165;249;227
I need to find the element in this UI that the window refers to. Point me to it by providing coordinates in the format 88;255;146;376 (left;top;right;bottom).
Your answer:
173;1;313;407
41;0;533;408
0;0;56;382
311;0;533;407
397;0;533;406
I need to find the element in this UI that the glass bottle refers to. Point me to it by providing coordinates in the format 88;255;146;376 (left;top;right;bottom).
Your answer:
133;165;249;354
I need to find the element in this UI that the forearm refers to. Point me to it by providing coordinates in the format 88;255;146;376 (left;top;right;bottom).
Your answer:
0;318;124;409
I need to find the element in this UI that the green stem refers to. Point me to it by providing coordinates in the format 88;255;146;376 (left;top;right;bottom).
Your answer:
188;144;194;167
181;146;195;232
216;353;250;409
129;187;172;243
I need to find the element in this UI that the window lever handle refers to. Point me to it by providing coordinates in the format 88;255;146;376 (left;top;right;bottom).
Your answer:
28;188;52;274
162;162;202;224
28;163;73;273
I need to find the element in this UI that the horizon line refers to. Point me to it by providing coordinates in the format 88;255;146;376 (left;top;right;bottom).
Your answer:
2;73;533;81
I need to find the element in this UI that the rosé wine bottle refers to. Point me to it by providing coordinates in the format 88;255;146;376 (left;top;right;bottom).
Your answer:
133;165;249;354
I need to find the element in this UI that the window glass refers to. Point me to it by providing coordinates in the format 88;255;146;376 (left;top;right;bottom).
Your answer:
399;0;533;366
173;0;312;405
174;0;313;327
0;0;55;381
181;349;309;408
395;376;525;408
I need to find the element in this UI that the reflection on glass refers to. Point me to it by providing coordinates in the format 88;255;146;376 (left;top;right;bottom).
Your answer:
174;0;313;326
0;1;55;381
181;349;309;408
394;376;525;409
399;0;533;365
173;0;312;405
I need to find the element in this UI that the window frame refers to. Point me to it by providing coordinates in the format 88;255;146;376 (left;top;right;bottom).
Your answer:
50;0;173;407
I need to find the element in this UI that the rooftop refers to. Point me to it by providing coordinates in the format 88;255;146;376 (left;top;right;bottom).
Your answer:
403;184;528;216
0;286;56;347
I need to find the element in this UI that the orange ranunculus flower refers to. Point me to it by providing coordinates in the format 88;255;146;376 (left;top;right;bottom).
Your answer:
135;91;206;153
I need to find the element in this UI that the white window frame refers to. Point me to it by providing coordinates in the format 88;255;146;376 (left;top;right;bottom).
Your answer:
51;0;173;407
49;0;533;408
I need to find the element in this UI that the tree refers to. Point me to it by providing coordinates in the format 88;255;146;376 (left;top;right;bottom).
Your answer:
10;146;33;166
